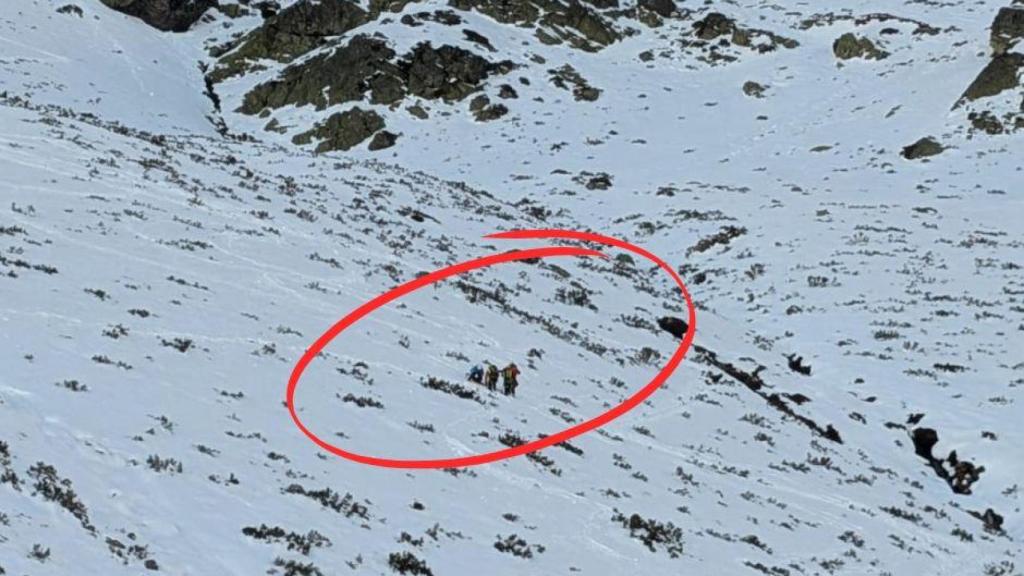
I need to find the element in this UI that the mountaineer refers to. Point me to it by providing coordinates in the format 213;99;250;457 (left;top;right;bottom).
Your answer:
485;363;499;392
501;363;520;397
468;364;484;385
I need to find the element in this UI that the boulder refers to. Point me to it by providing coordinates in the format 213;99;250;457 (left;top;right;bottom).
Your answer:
911;427;939;459
657;317;689;340
833;33;888;60
693;12;735;40
367;130;399;151
901;137;944;160
99;0;215;31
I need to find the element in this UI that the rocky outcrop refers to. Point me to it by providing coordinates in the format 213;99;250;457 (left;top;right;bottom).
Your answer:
469;95;509;121
960;52;1023;102
681;12;798;65
911;427;986;495
449;0;620;52
638;0;675;19
953;7;1024;132
991;6;1024;55
548;64;601;101
239;35;397;114
209;0;368;83
693;12;736;40
99;0;215;32
240;36;513;115
291;108;385;152
832;33;888;60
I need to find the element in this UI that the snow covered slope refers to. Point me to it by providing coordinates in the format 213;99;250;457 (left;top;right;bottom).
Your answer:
1;1;1022;575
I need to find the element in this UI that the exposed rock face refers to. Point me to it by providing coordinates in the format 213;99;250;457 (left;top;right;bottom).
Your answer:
240;36;513;115
210;0;368;83
832;33;888;60
469;95;509;121
693;12;736;40
99;0;215;32
548;64;601;101
367;130;399;151
683;11;798;64
449;0;620;51
638;0;675;18
960;52;1024;102
901;136;944;160
991;6;1024;55
291;107;385;152
403;43;512;101
240;35;397;114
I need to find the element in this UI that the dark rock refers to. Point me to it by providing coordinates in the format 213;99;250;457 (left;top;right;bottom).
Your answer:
498;84;518;99
251;1;279;18
969;110;1005;134
99;0;215;32
657;317;688;340
240;35;398;113
979;508;1004;533
470;95;509;121
368;0;418;15
785;353;812;376
549;64;601;101
742;80;766;98
901;136;944;160
463;29;496;52
210;0;368;82
291;107;385;152
401;43;511;102
991;7;1024;55
911;427;938;459
639;0;675;18
693;12;735;40
469;94;490;112
960;53;1024;102
368;130;398;151
910;426;986;495
833;33;888;60
56;4;84;17
585;173;612;190
407;104;429;119
450;0;619;51
217;3;247;18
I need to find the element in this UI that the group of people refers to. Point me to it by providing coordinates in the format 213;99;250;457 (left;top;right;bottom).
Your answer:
468;362;520;397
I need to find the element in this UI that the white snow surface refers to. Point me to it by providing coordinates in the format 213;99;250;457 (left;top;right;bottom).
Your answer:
0;0;1022;575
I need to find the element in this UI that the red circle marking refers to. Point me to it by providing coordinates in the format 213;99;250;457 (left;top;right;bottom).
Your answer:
286;229;697;468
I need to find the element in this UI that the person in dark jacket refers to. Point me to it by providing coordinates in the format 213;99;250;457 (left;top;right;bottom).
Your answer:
485;364;499;392
468;364;484;384
501;363;520;397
